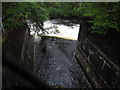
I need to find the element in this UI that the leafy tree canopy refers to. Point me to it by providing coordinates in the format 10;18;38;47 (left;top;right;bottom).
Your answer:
2;2;120;35
43;2;120;34
2;2;49;32
80;2;120;34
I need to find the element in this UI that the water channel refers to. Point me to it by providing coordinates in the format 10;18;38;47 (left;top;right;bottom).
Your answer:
30;19;91;88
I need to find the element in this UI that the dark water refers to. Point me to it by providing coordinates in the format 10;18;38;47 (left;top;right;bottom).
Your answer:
34;36;91;88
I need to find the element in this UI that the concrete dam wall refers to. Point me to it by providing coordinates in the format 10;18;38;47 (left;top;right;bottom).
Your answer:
76;20;120;88
2;19;120;88
3;24;34;88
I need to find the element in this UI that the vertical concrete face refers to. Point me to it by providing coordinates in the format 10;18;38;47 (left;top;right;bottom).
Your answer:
76;20;120;88
2;25;34;88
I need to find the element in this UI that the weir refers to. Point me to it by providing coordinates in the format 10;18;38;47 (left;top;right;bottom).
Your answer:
2;19;120;88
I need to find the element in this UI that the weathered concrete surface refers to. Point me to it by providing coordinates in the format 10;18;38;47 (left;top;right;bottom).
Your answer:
35;36;91;88
76;20;120;88
2;25;34;88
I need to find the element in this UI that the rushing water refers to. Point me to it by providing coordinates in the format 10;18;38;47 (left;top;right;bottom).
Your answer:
35;37;91;88
29;19;80;40
32;19;91;88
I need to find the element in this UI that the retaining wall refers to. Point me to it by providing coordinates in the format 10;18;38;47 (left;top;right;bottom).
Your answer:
76;20;120;88
2;24;34;88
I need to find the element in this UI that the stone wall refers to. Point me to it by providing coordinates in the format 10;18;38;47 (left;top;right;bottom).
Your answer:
76;20;120;88
2;24;34;88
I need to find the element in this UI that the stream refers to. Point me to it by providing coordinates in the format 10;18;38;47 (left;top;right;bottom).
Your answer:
32;19;91;88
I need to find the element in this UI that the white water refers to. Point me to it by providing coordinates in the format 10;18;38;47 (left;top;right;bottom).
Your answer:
29;19;80;40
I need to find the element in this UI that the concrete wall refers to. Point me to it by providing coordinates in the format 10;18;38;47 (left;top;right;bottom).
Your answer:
76;20;120;88
2;24;34;88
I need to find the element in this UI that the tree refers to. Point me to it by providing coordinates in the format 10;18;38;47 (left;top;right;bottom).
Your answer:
80;2;120;34
2;2;49;33
44;2;81;19
3;2;120;35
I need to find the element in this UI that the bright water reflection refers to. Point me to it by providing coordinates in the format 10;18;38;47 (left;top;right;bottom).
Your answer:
30;19;80;40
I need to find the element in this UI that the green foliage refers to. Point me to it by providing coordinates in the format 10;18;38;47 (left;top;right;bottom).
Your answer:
2;2;48;32
44;2;120;34
3;2;120;35
80;2;120;34
44;2;82;18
